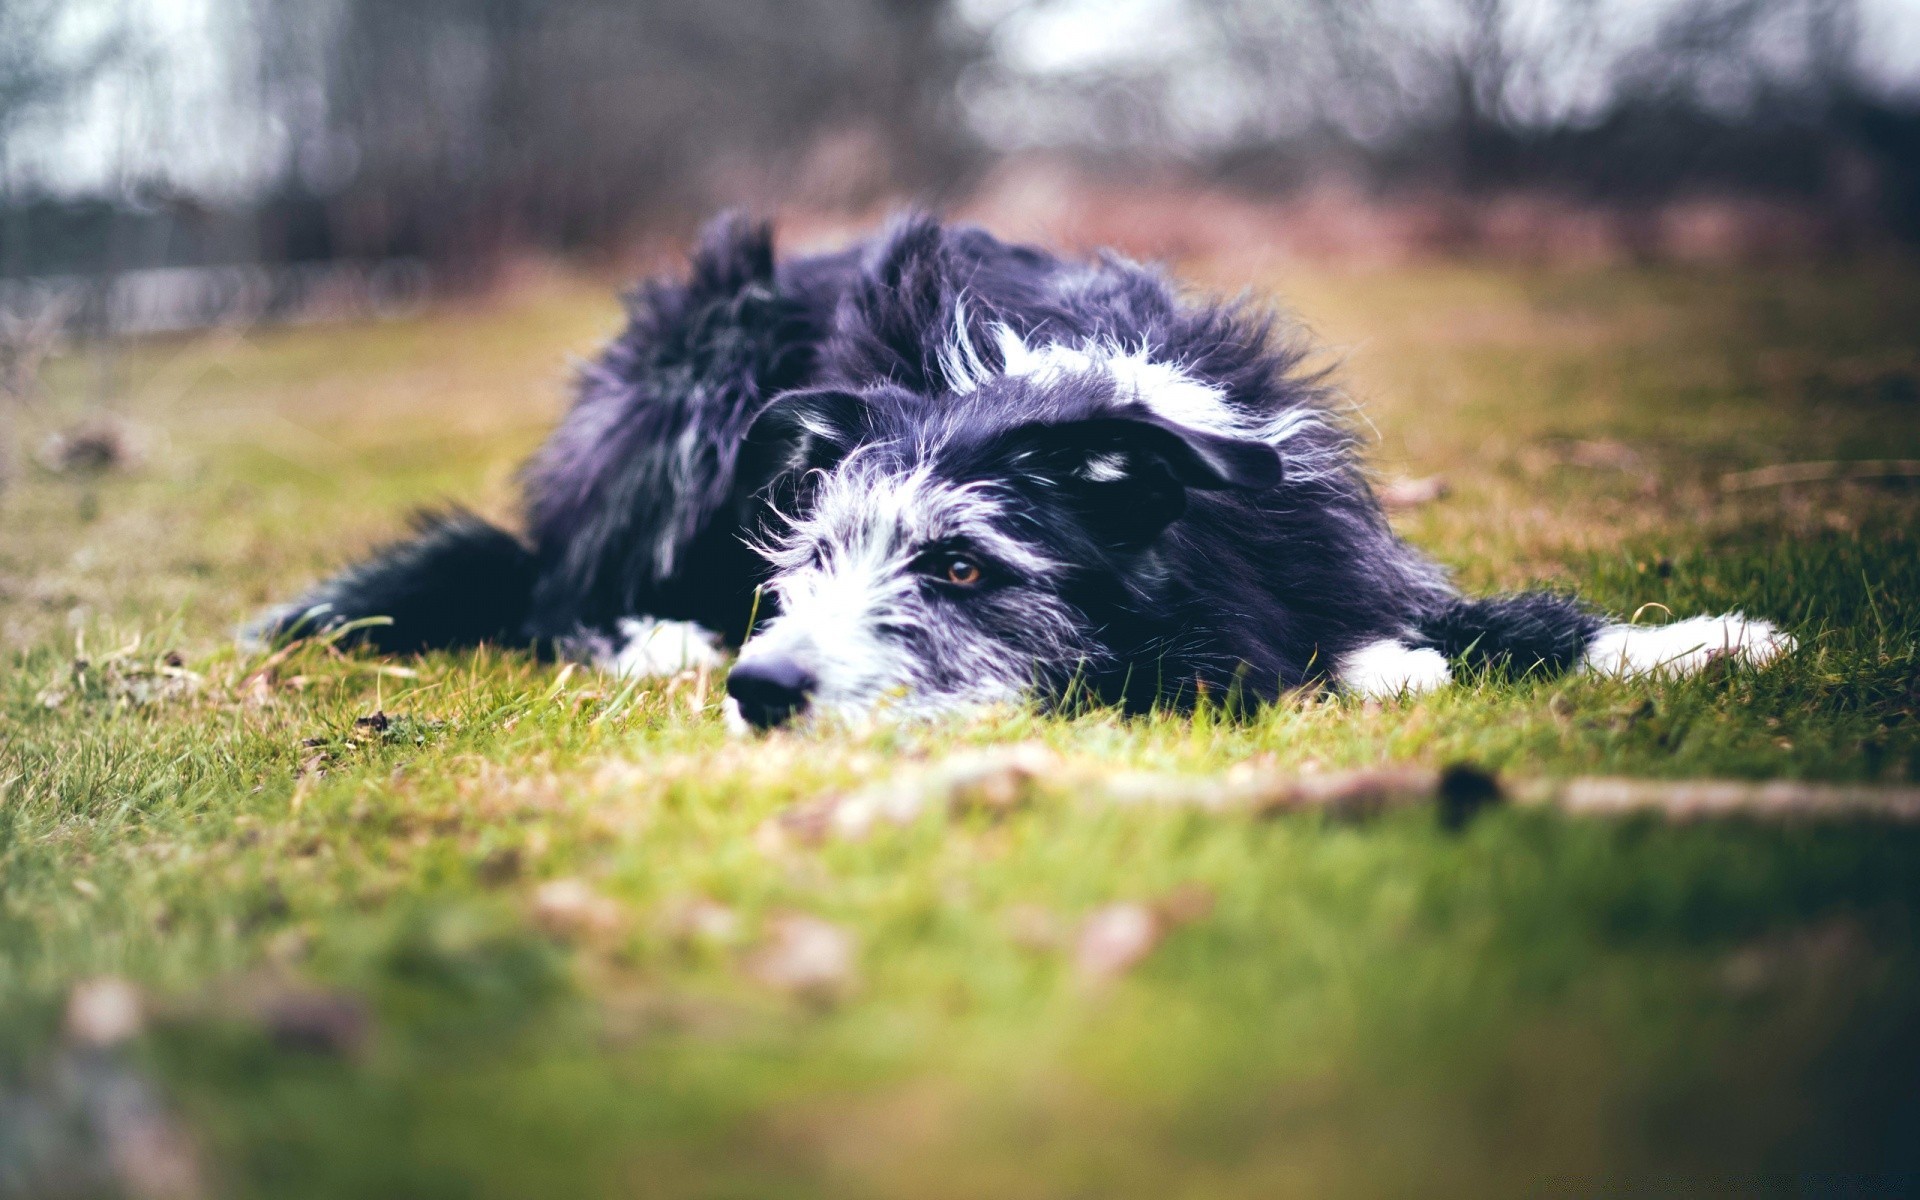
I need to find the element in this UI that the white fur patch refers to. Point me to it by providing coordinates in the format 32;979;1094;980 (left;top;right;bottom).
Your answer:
600;617;727;678
1337;639;1453;699
941;317;1326;457
994;326;1244;437
721;694;752;736
1582;613;1795;679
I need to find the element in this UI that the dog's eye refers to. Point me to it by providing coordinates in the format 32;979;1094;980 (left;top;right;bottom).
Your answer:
913;543;993;590
916;547;987;588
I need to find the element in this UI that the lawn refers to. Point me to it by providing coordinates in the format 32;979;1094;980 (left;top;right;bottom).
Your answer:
3;257;1919;1198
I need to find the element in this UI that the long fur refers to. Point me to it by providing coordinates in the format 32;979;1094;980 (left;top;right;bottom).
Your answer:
255;212;1790;723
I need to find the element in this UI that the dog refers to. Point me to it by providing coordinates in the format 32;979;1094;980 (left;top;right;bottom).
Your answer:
253;213;1793;729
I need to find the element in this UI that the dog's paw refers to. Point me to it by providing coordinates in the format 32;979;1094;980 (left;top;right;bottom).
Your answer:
1338;639;1453;699
1582;613;1796;680
601;617;728;679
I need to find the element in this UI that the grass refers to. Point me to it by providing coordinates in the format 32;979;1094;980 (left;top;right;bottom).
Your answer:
3;260;1919;1197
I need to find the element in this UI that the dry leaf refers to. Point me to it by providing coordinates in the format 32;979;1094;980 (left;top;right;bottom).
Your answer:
659;897;742;946
746;913;856;1000
1156;882;1217;926
824;742;1061;840
755;798;838;854
1074;902;1163;984
531;878;624;939
65;976;144;1048
943;742;1055;816
1379;475;1449;509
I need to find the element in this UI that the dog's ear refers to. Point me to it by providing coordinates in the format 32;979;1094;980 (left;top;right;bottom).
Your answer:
1000;406;1281;547
738;388;866;497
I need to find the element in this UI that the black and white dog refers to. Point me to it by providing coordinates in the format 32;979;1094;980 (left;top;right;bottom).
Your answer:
255;213;1792;729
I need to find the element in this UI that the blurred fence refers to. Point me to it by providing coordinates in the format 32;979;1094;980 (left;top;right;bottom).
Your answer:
0;260;429;338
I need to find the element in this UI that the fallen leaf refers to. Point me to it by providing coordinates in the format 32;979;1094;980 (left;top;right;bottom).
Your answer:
825;742;1060;840
240;670;276;708
824;779;926;840
756;798;838;854
659;896;742;946
943;742;1056;816
1156;882;1216;926
531;878;625;939
745;913;856;1001
1379;475;1449;509
65;976;144;1048
1075;903;1163;984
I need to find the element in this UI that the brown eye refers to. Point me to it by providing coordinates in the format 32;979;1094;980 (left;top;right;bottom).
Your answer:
944;556;983;586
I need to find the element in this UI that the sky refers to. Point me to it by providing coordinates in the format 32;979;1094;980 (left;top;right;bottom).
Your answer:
8;0;1920;197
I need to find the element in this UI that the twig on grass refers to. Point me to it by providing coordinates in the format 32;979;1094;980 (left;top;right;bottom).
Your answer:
1721;460;1920;491
1527;777;1920;822
769;749;1920;839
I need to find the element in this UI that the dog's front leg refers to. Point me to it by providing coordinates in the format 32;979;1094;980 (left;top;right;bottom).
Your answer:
572;617;730;679
1336;639;1455;699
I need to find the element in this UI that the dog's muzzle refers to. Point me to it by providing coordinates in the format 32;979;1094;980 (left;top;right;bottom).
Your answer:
725;656;817;729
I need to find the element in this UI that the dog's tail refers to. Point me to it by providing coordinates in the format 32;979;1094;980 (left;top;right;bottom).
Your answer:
1414;592;1606;678
1413;592;1796;681
246;509;539;655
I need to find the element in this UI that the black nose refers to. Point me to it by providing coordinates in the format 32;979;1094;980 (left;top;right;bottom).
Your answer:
727;657;817;729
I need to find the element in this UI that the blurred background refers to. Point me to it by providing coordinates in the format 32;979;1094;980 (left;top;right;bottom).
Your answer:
1;0;1918;337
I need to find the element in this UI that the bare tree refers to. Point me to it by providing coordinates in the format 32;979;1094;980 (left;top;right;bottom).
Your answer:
968;0;1879;204
233;0;987;272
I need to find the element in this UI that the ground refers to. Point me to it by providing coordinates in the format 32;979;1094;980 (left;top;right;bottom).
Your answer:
3;259;1919;1198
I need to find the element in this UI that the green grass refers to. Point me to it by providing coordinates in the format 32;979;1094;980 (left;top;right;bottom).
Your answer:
3;262;1919;1197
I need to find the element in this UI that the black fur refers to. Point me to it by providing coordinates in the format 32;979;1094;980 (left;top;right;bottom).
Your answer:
1415;594;1606;677
258;510;536;655
257;211;1616;715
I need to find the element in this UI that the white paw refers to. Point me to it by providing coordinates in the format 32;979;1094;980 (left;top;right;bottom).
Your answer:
600;618;727;679
1337;639;1453;699
1582;613;1795;680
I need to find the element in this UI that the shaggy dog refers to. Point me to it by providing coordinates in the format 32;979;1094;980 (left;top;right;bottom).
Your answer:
254;213;1793;728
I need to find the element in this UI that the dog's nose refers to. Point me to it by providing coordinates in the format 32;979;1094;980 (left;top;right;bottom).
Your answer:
726;656;817;729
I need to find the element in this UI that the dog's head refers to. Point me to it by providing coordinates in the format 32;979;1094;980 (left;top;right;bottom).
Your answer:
725;344;1283;728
